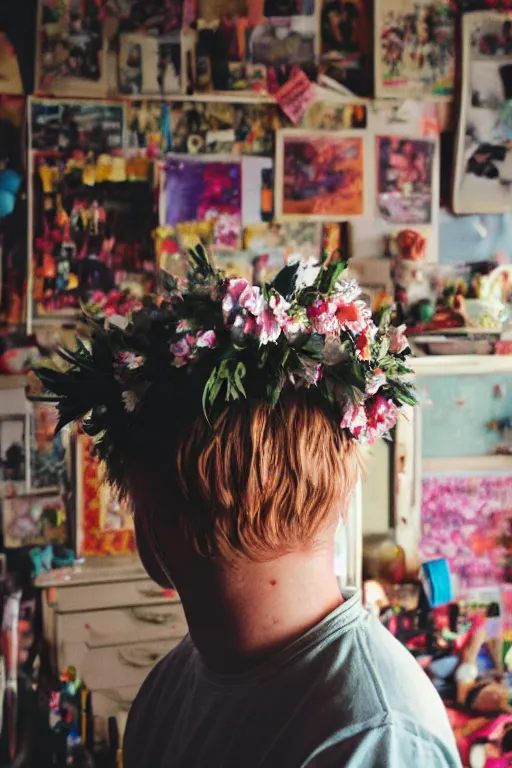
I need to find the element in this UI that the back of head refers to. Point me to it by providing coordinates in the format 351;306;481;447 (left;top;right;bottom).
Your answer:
143;388;359;561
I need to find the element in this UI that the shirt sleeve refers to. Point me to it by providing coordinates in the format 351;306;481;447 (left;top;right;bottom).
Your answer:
302;720;463;768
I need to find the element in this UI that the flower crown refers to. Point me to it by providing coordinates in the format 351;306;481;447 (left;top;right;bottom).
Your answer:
31;246;415;485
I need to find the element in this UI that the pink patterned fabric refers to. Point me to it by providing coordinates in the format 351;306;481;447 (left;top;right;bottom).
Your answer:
420;476;512;589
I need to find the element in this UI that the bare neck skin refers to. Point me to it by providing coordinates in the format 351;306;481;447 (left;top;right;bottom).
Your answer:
169;533;343;674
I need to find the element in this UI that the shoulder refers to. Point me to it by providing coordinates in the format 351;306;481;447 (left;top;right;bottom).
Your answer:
123;636;194;757
301;715;462;767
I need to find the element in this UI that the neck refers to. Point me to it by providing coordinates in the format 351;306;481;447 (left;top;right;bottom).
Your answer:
172;540;343;674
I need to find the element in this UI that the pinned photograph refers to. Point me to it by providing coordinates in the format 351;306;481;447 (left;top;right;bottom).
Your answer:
301;102;367;130
453;11;512;213
37;0;105;95
119;33;186;96
319;0;370;96
30;403;66;491
376;136;435;224
247;17;317;84
31;99;125;153
162;158;242;248
274;130;364;221
0;417;26;493
3;494;66;548
375;0;455;99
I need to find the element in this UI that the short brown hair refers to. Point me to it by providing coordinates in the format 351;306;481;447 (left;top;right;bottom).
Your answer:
151;389;359;560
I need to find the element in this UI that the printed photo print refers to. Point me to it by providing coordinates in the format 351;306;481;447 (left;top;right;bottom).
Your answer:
376;136;435;224
453;12;512;213
375;0;455;99
320;0;370;96
275;131;364;220
31;99;124;153
38;0;103;93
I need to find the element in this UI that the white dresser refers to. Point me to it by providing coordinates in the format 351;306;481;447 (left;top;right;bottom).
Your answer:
35;556;188;741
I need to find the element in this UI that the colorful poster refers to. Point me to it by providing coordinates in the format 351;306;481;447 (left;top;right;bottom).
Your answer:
37;0;104;95
32;152;156;318
376;136;435;224
30;99;125;153
30;403;66;491
275;130;364;220
247;17;317;86
319;0;370;96
453;11;512;214
420;475;512;591
3;494;66;548
78;436;135;556
162;158;242;248
375;0;455;99
301;102;367;130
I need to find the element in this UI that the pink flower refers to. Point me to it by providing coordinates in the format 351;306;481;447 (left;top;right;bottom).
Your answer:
307;300;340;335
256;307;281;345
176;319;191;333
335;299;372;334
222;278;250;315
170;337;191;364
115;352;144;370
341;401;367;438
364;395;397;443
367;370;386;396
196;330;217;349
389;324;409;354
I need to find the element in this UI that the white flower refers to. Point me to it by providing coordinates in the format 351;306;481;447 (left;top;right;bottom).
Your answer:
294;258;321;290
332;278;361;304
122;390;139;413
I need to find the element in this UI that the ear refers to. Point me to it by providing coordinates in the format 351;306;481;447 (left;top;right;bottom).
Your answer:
134;514;173;589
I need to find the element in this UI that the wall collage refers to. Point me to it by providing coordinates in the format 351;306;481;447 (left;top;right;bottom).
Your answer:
0;0;511;562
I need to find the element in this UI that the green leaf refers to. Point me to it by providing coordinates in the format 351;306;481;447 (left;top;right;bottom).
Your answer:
234;362;246;397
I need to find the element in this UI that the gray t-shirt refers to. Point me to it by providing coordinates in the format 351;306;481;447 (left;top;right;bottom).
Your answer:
124;592;462;767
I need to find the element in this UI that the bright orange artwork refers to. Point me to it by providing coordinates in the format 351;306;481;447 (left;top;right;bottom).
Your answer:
276;130;364;221
79;435;136;556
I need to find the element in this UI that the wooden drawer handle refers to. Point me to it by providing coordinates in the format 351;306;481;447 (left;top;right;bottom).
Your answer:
131;607;183;625
117;647;167;668
136;585;179;600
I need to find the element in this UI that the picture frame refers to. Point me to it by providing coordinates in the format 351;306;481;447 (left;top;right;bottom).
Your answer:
274;129;365;221
319;0;371;97
453;11;512;214
376;135;436;225
2;492;67;549
76;434;136;557
35;0;108;98
119;32;193;97
374;0;455;100
29;97;125;153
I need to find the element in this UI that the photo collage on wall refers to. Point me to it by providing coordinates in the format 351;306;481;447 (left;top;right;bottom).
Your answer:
454;10;512;214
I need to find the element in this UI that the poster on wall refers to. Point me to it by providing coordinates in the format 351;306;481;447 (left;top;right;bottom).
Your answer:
119;32;193;96
30;98;125;153
31;151;156;319
0;416;26;498
453;11;512;214
301;102;367;130
376;135;435;224
161;157;242;248
2;493;67;549
246;16;317;87
319;0;370;96
420;474;512;592
77;435;135;556
36;0;107;97
29;403;66;491
374;0;455;99
274;130;364;220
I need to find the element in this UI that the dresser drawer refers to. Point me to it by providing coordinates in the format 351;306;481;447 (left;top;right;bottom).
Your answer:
57;604;187;648
55;579;179;612
70;638;180;691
